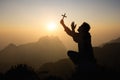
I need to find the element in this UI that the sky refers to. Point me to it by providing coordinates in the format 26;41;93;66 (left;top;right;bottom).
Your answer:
0;0;120;50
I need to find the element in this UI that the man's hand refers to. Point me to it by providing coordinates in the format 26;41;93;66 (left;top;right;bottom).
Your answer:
60;19;66;28
60;19;64;25
71;22;76;31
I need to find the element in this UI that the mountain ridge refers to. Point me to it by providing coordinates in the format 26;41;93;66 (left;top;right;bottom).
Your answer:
0;36;67;72
1;36;120;72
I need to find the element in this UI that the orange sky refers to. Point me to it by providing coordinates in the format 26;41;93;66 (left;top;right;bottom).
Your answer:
0;0;120;50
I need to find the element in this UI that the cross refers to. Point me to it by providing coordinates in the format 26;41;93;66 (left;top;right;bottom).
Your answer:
62;13;67;19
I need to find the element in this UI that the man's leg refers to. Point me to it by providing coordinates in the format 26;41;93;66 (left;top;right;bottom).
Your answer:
67;50;80;65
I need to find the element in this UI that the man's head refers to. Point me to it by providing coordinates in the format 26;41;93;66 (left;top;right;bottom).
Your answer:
78;22;90;32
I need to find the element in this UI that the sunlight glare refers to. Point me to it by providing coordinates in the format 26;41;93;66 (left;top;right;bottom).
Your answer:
47;22;57;31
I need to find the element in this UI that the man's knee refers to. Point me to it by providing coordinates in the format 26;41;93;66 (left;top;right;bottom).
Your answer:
67;51;80;58
67;50;76;57
67;51;80;65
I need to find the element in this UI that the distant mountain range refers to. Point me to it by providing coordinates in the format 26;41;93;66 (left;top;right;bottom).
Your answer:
0;36;120;73
0;36;67;72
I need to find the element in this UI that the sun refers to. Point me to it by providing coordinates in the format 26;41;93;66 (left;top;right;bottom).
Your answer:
47;22;57;31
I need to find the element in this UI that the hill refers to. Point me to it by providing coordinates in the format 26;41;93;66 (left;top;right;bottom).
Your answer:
1;36;120;73
37;37;120;75
94;37;120;71
0;36;67;72
38;58;74;80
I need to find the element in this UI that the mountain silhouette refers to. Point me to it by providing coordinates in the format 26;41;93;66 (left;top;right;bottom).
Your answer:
1;36;120;73
109;37;120;43
0;36;67;72
38;58;74;80
94;37;120;71
36;37;120;80
38;37;120;76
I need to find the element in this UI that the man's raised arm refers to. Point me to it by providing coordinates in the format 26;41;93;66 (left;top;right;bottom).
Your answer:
60;19;75;36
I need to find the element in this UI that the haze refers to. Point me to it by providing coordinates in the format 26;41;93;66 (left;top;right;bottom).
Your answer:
0;0;120;50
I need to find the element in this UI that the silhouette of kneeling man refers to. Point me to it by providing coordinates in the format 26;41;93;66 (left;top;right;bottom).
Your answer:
60;18;96;72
